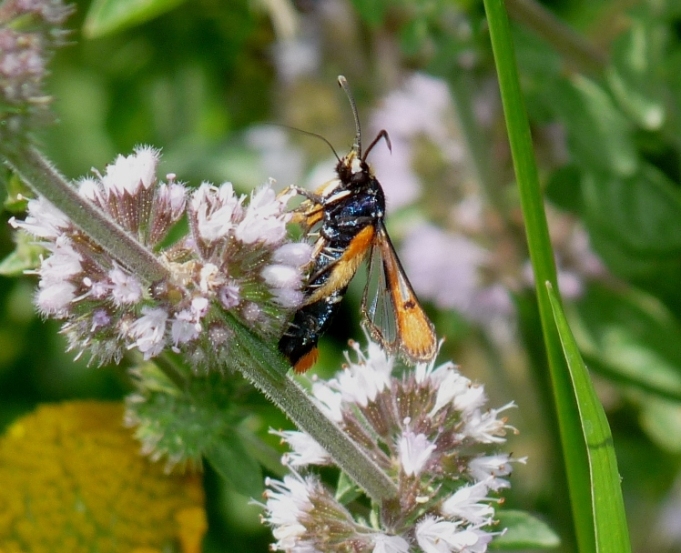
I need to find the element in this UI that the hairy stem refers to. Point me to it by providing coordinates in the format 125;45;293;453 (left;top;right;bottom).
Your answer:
5;146;169;283
228;316;399;503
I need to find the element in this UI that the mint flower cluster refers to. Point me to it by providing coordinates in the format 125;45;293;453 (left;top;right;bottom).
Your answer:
262;339;524;552
10;147;311;370
0;0;72;142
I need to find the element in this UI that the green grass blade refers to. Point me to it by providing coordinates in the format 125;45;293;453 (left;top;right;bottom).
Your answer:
481;0;617;550
547;284;632;553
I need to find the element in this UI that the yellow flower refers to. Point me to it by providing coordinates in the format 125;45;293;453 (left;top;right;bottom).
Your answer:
0;401;206;553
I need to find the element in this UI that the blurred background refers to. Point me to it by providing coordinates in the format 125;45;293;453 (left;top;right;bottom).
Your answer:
2;0;681;551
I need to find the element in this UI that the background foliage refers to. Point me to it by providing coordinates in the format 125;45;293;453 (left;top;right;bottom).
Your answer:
2;0;681;551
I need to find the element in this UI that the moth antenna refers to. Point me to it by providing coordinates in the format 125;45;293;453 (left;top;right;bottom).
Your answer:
337;75;362;158
363;129;391;161
273;123;340;162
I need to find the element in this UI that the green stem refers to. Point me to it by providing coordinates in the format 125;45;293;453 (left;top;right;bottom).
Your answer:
5;146;168;283
227;316;398;503
483;0;590;549
505;0;607;75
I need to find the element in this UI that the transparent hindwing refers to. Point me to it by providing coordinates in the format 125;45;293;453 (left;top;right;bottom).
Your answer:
361;223;437;363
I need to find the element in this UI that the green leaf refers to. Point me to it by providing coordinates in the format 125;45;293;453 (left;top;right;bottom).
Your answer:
547;284;632;553
205;432;263;498
2;169;30;213
399;18;429;57
349;0;387;27
0;250;35;277
585;222;680;280
549;75;637;177
335;471;363;505
582;163;681;255
572;284;681;401
0;231;43;276
607;22;665;130
83;0;189;38
545;165;583;214
491;510;560;550
640;397;681;452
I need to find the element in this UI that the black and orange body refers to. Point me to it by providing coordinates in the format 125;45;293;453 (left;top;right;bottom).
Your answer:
278;76;437;372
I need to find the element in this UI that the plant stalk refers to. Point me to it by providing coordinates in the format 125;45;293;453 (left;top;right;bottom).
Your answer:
5;146;169;283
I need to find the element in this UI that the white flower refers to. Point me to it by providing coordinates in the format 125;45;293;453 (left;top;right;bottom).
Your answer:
461;403;514;444
9;196;70;238
266;338;519;552
468;454;519;491
11;146;309;371
398;430;437;476
440;480;495;525
235;184;288;244
429;369;473;417
128;307;168;359
78;176;103;203
171;309;200;347
158;182;187;219
192;182;242;241
271;287;304;308
36;280;76;315
272;430;330;467
311;380;343;422
102;146;159;196
109;266;144;305
199;263;221;294
324;340;393;407
263;473;315;550
191;296;209;319
372;533;410;553
38;237;82;284
218;282;240;309
91;309;111;330
83;277;108;299
452;384;487;417
273;242;313;267
416;516;492;553
262;264;302;289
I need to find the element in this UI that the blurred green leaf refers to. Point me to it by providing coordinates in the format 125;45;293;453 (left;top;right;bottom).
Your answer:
545;164;582;214
512;25;562;84
491;510;560;549
572;284;681;399
549;75;637;177
582;163;681;255
3;171;30;213
0;232;42;277
585;222;678;281
547;284;632;553
640;397;681;452
84;0;189;38
0;251;34;277
205;432;263;498
349;0;387;27
607;22;665;131
399;17;429;57
335;471;363;505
